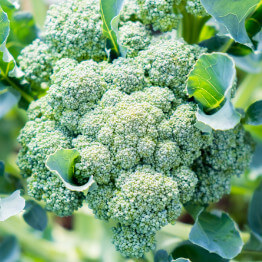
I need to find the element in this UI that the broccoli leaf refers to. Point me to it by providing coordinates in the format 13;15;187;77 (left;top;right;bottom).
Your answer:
100;0;125;57
46;149;95;192
189;211;243;259
200;0;260;48
187;53;236;113
244;100;262;126
23;200;48;231
172;241;228;262
0;236;20;262
187;53;241;131
154;249;173;262
248;181;262;237
0;190;25;221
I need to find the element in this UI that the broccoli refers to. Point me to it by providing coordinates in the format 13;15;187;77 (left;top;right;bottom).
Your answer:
17;0;254;258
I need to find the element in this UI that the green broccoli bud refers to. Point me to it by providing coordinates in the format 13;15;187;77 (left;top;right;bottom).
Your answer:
112;224;156;258
137;0;182;32
119;21;151;57
18;39;54;88
185;0;208;17
43;0;106;61
138;39;206;98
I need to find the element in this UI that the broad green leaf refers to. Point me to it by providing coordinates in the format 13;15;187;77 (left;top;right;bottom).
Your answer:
154;250;173;262
244;100;262;125
0;236;20;262
187;53;236;113
248;181;262;236
8;12;38;59
172;241;228;262
46;149;95;192
200;0;260;47
189;211;243;259
0;190;25;221
100;0;125;57
23;200;48;231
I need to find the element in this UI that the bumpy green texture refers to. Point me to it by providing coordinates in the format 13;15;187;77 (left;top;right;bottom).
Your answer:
17;0;254;258
185;0;208;17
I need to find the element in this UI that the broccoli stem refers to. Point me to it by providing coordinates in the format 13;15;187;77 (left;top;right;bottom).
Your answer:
233;73;262;109
181;11;210;44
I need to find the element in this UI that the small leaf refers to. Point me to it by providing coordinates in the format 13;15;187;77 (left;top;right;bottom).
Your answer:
189;211;243;259
248;181;262;236
100;0;126;57
46;149;95;192
187;53;236;113
0;236;20;262
154;250;173;262
172;241;228;262
244;100;262;126
200;0;260;48
174;259;191;262
23;200;48;231
0;190;25;221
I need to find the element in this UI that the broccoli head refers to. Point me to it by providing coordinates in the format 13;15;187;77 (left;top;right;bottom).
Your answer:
17;0;254;258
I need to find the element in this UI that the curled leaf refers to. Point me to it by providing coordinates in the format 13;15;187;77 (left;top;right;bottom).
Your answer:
187;53;241;131
46;149;95;192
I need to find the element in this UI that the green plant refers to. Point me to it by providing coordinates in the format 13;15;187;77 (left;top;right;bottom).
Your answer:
1;0;262;261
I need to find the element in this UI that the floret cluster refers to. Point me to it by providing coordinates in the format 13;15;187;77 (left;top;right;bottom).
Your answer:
17;0;254;258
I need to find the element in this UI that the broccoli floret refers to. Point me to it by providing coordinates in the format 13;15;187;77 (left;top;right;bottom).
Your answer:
112;224;156;258
103;57;147;94
137;0;182;32
109;168;182;233
43;0;106;61
193;126;254;204
171;166;198;204
119;21;151;57
137;39;206;98
27;171;85;217
120;0;141;22
18;39;54;88
185;0;208;17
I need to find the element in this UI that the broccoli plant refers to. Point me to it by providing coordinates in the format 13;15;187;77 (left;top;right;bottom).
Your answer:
1;0;262;261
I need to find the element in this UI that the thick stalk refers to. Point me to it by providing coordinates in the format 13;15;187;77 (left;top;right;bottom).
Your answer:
233;73;262;109
181;11;209;44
